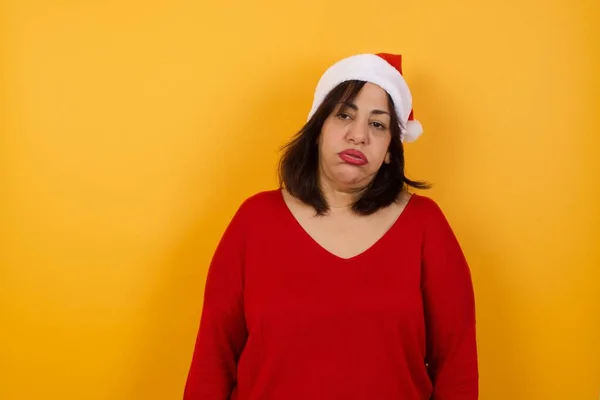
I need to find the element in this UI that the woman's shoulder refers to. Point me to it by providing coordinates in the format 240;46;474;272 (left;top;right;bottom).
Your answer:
406;192;445;216
231;188;284;220
405;192;458;230
238;188;283;209
406;193;459;239
221;189;284;233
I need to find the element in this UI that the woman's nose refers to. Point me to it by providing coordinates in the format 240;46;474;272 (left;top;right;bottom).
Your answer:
346;121;368;144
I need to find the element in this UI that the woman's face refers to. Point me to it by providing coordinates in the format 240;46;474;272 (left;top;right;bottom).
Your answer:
318;82;393;192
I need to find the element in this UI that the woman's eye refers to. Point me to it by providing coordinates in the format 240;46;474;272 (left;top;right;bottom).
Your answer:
371;121;386;130
337;113;351;120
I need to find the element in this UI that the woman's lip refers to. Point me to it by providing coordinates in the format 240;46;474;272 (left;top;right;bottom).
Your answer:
338;149;368;165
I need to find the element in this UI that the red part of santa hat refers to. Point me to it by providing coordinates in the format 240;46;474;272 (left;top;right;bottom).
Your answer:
307;53;423;142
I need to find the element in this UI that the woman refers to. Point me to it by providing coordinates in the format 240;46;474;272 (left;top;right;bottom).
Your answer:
183;53;478;399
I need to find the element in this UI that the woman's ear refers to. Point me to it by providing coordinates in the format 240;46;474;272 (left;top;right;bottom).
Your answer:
384;151;391;164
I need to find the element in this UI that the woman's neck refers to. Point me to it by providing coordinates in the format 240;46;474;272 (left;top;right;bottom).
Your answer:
318;180;366;215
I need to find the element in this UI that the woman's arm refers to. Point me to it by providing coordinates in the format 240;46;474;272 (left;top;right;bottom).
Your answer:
421;199;479;399
183;203;249;399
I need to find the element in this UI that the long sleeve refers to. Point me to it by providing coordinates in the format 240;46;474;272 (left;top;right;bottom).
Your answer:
421;200;478;399
183;203;249;399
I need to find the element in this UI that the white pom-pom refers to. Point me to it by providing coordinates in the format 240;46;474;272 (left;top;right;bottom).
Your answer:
402;120;423;143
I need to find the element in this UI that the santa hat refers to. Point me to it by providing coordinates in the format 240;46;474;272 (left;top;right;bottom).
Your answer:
307;53;423;143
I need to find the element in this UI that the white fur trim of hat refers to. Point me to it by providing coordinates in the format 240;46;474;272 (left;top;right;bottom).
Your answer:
307;53;423;143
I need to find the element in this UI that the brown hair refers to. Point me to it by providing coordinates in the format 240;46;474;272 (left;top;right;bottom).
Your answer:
277;80;430;216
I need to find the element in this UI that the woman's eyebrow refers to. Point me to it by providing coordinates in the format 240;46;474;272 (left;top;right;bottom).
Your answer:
338;102;390;116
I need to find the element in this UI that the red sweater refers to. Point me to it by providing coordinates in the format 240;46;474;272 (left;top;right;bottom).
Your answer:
184;190;478;399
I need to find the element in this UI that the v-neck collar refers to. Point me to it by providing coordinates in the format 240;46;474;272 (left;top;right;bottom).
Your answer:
277;189;418;263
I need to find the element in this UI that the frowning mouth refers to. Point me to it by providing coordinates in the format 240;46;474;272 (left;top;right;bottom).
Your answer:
338;149;368;166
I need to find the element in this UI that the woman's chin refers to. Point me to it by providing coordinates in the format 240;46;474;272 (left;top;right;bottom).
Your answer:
331;171;370;189
319;164;375;191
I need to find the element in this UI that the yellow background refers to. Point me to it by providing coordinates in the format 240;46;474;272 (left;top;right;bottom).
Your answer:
2;0;599;399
